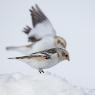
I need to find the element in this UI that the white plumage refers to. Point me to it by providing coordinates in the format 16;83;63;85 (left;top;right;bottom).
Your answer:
8;48;69;73
6;4;67;55
7;5;69;73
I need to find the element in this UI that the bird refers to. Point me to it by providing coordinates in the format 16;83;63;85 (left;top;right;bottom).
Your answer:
6;4;67;55
8;48;70;73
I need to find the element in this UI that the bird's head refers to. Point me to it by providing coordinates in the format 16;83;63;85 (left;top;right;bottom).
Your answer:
57;48;70;61
55;36;67;49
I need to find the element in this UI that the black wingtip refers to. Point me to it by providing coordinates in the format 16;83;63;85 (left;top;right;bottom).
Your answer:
6;47;13;50
35;4;40;10
35;4;38;8
22;25;32;35
32;6;34;10
6;47;9;50
8;57;15;59
29;8;32;12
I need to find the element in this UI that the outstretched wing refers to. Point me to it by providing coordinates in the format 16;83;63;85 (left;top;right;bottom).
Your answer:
30;4;47;27
28;4;56;42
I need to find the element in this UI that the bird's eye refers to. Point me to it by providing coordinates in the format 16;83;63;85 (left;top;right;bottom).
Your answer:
65;54;68;57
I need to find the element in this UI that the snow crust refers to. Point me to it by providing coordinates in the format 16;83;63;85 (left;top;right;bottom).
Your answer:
0;72;94;95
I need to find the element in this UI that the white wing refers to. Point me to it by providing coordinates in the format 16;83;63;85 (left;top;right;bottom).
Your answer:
28;4;56;42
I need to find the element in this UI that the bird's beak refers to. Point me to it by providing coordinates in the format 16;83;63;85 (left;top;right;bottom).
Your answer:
28;38;31;42
67;55;70;61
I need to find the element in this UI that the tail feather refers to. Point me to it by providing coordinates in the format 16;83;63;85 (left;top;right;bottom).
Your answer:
8;57;16;59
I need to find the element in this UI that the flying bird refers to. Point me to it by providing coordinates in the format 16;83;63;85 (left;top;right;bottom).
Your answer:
6;4;67;54
8;48;70;73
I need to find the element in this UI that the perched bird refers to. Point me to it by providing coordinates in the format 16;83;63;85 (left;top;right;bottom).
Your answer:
6;4;67;54
8;48;70;73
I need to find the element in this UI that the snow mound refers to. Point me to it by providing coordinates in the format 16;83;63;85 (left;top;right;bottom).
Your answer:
0;72;94;95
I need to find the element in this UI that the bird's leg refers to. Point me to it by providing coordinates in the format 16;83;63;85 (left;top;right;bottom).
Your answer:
39;68;44;74
41;70;44;73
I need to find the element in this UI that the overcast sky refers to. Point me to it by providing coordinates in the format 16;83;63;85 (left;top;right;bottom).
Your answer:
0;0;95;88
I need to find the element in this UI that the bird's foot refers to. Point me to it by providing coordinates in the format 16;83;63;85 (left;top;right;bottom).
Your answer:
39;69;44;74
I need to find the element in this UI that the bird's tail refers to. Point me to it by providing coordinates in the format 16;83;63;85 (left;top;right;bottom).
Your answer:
8;57;16;59
8;56;28;60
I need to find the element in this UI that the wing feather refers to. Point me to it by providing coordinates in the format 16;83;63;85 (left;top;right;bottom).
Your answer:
8;52;51;61
29;4;47;27
28;4;56;42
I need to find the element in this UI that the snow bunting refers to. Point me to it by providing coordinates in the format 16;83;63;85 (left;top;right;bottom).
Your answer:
6;4;67;54
8;48;70;73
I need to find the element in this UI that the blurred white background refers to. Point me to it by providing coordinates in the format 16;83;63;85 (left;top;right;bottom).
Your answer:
0;0;95;88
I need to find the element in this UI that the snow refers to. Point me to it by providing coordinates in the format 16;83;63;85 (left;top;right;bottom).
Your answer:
0;72;94;95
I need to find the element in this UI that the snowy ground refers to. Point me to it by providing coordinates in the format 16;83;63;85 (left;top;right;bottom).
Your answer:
0;72;95;95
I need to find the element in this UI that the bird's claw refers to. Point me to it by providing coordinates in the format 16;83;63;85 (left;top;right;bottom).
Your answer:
39;69;44;74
